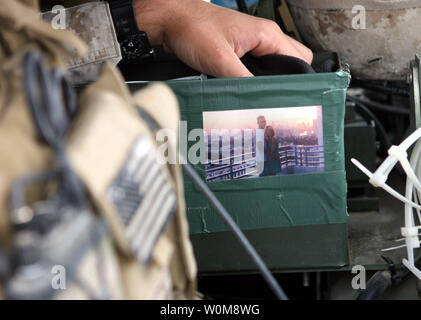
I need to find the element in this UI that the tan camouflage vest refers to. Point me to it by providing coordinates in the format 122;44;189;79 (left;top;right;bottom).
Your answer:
0;0;197;299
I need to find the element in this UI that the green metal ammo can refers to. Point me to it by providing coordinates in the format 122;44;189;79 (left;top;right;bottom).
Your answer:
168;62;350;274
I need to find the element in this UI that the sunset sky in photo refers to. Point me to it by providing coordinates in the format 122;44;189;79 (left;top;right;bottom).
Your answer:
203;106;321;132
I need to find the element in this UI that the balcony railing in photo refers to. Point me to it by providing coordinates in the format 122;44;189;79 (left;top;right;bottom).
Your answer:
206;144;325;182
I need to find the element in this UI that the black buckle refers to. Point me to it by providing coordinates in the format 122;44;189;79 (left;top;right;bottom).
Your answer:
108;0;139;41
120;33;154;64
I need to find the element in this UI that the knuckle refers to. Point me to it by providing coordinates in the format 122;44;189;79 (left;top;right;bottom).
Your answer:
256;20;283;45
213;44;228;60
228;24;241;38
261;19;280;33
304;47;314;62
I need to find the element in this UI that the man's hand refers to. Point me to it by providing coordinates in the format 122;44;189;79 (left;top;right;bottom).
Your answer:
134;0;313;78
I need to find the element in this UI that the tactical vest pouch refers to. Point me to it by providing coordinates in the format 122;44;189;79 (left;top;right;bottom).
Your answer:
68;64;176;260
2;47;124;299
133;83;197;299
1;0;196;299
67;63;196;299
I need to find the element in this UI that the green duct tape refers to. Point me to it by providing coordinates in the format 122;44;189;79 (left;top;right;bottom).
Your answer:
168;70;349;235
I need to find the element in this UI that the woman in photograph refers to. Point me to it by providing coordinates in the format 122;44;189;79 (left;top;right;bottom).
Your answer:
264;126;282;176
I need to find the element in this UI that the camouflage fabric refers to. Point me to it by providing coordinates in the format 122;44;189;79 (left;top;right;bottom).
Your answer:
0;0;87;298
41;2;121;84
0;0;87;245
67;63;198;299
1;0;197;299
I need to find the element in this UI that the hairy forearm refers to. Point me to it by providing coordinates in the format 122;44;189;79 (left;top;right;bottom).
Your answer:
134;0;202;47
134;0;229;48
134;0;168;46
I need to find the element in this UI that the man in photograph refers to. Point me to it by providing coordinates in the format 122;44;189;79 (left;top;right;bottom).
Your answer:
256;115;268;176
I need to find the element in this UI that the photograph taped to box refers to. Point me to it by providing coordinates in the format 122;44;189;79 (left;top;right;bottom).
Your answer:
203;106;324;182
168;71;349;234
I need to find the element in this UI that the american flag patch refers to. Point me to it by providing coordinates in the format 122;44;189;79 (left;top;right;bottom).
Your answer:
107;136;177;264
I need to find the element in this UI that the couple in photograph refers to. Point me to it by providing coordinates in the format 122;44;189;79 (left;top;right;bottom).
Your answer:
257;116;282;177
